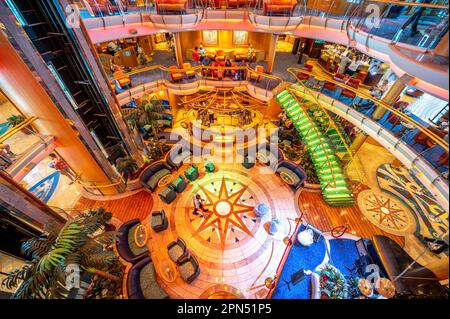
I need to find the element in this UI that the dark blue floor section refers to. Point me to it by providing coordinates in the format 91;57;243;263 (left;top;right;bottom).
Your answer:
327;238;360;279
273;235;362;299
272;228;327;299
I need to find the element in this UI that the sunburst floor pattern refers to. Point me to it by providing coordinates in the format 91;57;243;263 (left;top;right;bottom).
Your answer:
145;164;300;299
193;177;255;249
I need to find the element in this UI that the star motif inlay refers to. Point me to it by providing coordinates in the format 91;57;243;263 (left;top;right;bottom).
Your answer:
192;178;254;249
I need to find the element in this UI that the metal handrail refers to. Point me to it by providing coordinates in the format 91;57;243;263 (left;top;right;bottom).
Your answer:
0;116;37;143
286;87;340;190
287;67;449;152
288;72;368;184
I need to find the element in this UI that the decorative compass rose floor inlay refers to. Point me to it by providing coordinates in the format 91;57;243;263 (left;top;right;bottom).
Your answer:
193;177;255;250
357;190;414;236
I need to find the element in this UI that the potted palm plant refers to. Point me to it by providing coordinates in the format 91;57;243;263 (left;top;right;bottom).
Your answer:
115;156;138;185
1;208;124;299
6;114;35;135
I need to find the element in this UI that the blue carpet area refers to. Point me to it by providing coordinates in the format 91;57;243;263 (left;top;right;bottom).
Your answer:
272;227;327;299
328;238;360;278
28;171;60;203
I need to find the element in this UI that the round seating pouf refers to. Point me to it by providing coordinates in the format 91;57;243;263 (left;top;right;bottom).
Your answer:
269;219;281;235
254;203;270;218
297;229;314;247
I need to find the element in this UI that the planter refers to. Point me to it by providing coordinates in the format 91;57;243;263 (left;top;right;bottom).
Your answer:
125;178;142;192
303;182;322;191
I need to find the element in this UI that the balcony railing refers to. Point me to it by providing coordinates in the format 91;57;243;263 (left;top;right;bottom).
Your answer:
347;0;449;51
109;63;284;105
287;67;449;195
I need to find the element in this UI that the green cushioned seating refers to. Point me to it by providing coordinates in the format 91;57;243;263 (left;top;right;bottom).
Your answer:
184;165;199;182
204;161;215;173
128;224;149;257
139;262;169;299
242;156;255;169
171;176;187;193
147;168;171;191
159;185;177;204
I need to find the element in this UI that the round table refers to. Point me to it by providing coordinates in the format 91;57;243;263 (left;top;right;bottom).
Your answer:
358;278;374;297
280;171;296;186
159;260;177;283
134;224;148;248
158;173;173;188
376;277;396;298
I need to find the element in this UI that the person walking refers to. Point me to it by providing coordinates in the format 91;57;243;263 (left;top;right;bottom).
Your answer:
193;194;209;215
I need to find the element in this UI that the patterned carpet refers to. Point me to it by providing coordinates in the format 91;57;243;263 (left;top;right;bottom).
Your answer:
374;164;448;244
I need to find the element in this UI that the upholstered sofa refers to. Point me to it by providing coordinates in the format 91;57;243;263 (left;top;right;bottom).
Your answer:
155;0;188;14
254;143;284;167
167;144;193;169
127;256;169;299
140;161;172;193
151;210;169;232
263;0;297;16
275;160;307;191
116;219;149;263
179;255;200;284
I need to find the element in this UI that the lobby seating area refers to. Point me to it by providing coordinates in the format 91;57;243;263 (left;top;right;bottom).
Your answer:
140;162;173;193
116;219;149;263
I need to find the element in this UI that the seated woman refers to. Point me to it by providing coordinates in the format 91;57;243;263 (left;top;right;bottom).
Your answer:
224;59;232;77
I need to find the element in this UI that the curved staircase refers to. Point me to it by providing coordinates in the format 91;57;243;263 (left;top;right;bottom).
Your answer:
275;89;355;206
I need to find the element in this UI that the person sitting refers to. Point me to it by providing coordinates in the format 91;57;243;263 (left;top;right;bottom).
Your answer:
224;59;232;77
193;194;209;216
198;43;206;62
107;41;120;55
370;80;389;99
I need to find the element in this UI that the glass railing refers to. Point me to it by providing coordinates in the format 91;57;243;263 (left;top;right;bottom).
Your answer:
287;67;449;184
347;0;449;50
109;63;284;103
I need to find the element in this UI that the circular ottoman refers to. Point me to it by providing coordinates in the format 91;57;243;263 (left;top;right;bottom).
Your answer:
254;203;270;218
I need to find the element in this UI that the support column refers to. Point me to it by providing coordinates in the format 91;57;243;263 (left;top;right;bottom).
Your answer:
372;78;406;120
266;34;279;74
350;132;369;154
173;32;184;69
434;31;449;58
0;32;118;194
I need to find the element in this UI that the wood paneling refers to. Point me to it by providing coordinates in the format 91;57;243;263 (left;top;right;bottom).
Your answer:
298;190;405;247
75;190;153;223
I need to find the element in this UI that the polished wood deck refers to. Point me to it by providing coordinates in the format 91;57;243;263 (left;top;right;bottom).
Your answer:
75;190;153;223
298;190;405;247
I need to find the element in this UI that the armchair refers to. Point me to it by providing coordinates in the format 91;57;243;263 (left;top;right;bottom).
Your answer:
151;210;169;232
178;255;200;283
183;62;196;78
155;0;188;14
169;65;183;83
275;160;307;191
167;237;189;264
249;65;264;82
263;0;297;16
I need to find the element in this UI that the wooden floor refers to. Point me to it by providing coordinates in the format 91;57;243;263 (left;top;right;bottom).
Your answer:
298;190;405;247
75;190;153;223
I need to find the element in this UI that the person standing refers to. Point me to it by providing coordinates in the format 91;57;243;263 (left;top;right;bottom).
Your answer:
193;46;199;65
49;153;77;184
247;43;256;63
